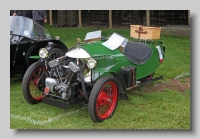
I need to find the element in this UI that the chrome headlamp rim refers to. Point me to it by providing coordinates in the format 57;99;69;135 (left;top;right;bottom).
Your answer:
87;58;97;69
39;48;48;58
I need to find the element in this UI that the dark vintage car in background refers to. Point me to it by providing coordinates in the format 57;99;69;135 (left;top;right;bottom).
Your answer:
10;16;68;77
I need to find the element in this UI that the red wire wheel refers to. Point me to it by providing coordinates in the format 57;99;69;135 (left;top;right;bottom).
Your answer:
22;61;46;104
88;76;119;123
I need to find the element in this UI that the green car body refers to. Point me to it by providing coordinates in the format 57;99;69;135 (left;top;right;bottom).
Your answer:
82;40;165;85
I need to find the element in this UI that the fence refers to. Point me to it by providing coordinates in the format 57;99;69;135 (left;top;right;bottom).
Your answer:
10;10;190;28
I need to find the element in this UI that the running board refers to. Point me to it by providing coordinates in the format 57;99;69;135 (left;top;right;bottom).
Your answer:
137;76;163;88
127;76;163;90
42;97;69;110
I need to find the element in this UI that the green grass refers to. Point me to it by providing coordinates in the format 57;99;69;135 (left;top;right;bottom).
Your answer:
10;25;190;129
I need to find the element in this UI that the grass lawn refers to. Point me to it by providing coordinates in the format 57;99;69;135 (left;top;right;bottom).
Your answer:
10;25;190;129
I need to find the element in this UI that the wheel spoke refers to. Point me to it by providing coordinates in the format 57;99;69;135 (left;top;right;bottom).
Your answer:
106;86;113;97
97;101;111;116
48;52;62;61
89;77;119;122
97;98;107;107
28;66;46;100
96;82;118;118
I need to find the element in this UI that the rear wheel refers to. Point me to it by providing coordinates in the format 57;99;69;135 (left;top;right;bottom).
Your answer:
146;72;154;80
139;72;154;83
22;61;46;104
88;76;119;123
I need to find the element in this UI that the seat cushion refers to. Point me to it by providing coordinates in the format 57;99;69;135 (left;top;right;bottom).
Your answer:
123;41;152;65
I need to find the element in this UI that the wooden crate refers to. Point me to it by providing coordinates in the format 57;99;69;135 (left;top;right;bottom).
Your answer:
130;25;161;40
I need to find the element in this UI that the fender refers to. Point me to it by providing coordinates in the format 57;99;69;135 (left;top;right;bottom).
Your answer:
92;70;128;100
111;72;128;100
25;39;68;67
48;39;68;53
25;40;49;67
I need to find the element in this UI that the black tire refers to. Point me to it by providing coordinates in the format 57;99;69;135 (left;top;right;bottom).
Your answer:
22;61;46;104
88;76;119;123
47;48;65;61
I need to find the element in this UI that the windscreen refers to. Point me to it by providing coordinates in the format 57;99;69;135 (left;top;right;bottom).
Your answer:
10;16;51;40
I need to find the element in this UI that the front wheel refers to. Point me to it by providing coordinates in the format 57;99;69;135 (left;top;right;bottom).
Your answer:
22;61;46;104
88;76;119;122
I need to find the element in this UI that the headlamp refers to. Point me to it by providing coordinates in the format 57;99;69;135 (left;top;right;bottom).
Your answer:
87;58;97;69
39;48;48;58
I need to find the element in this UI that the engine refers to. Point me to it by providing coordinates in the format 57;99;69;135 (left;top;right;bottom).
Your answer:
44;56;81;100
45;77;72;99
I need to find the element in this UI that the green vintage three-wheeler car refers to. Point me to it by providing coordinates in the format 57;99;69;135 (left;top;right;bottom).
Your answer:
22;30;165;123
